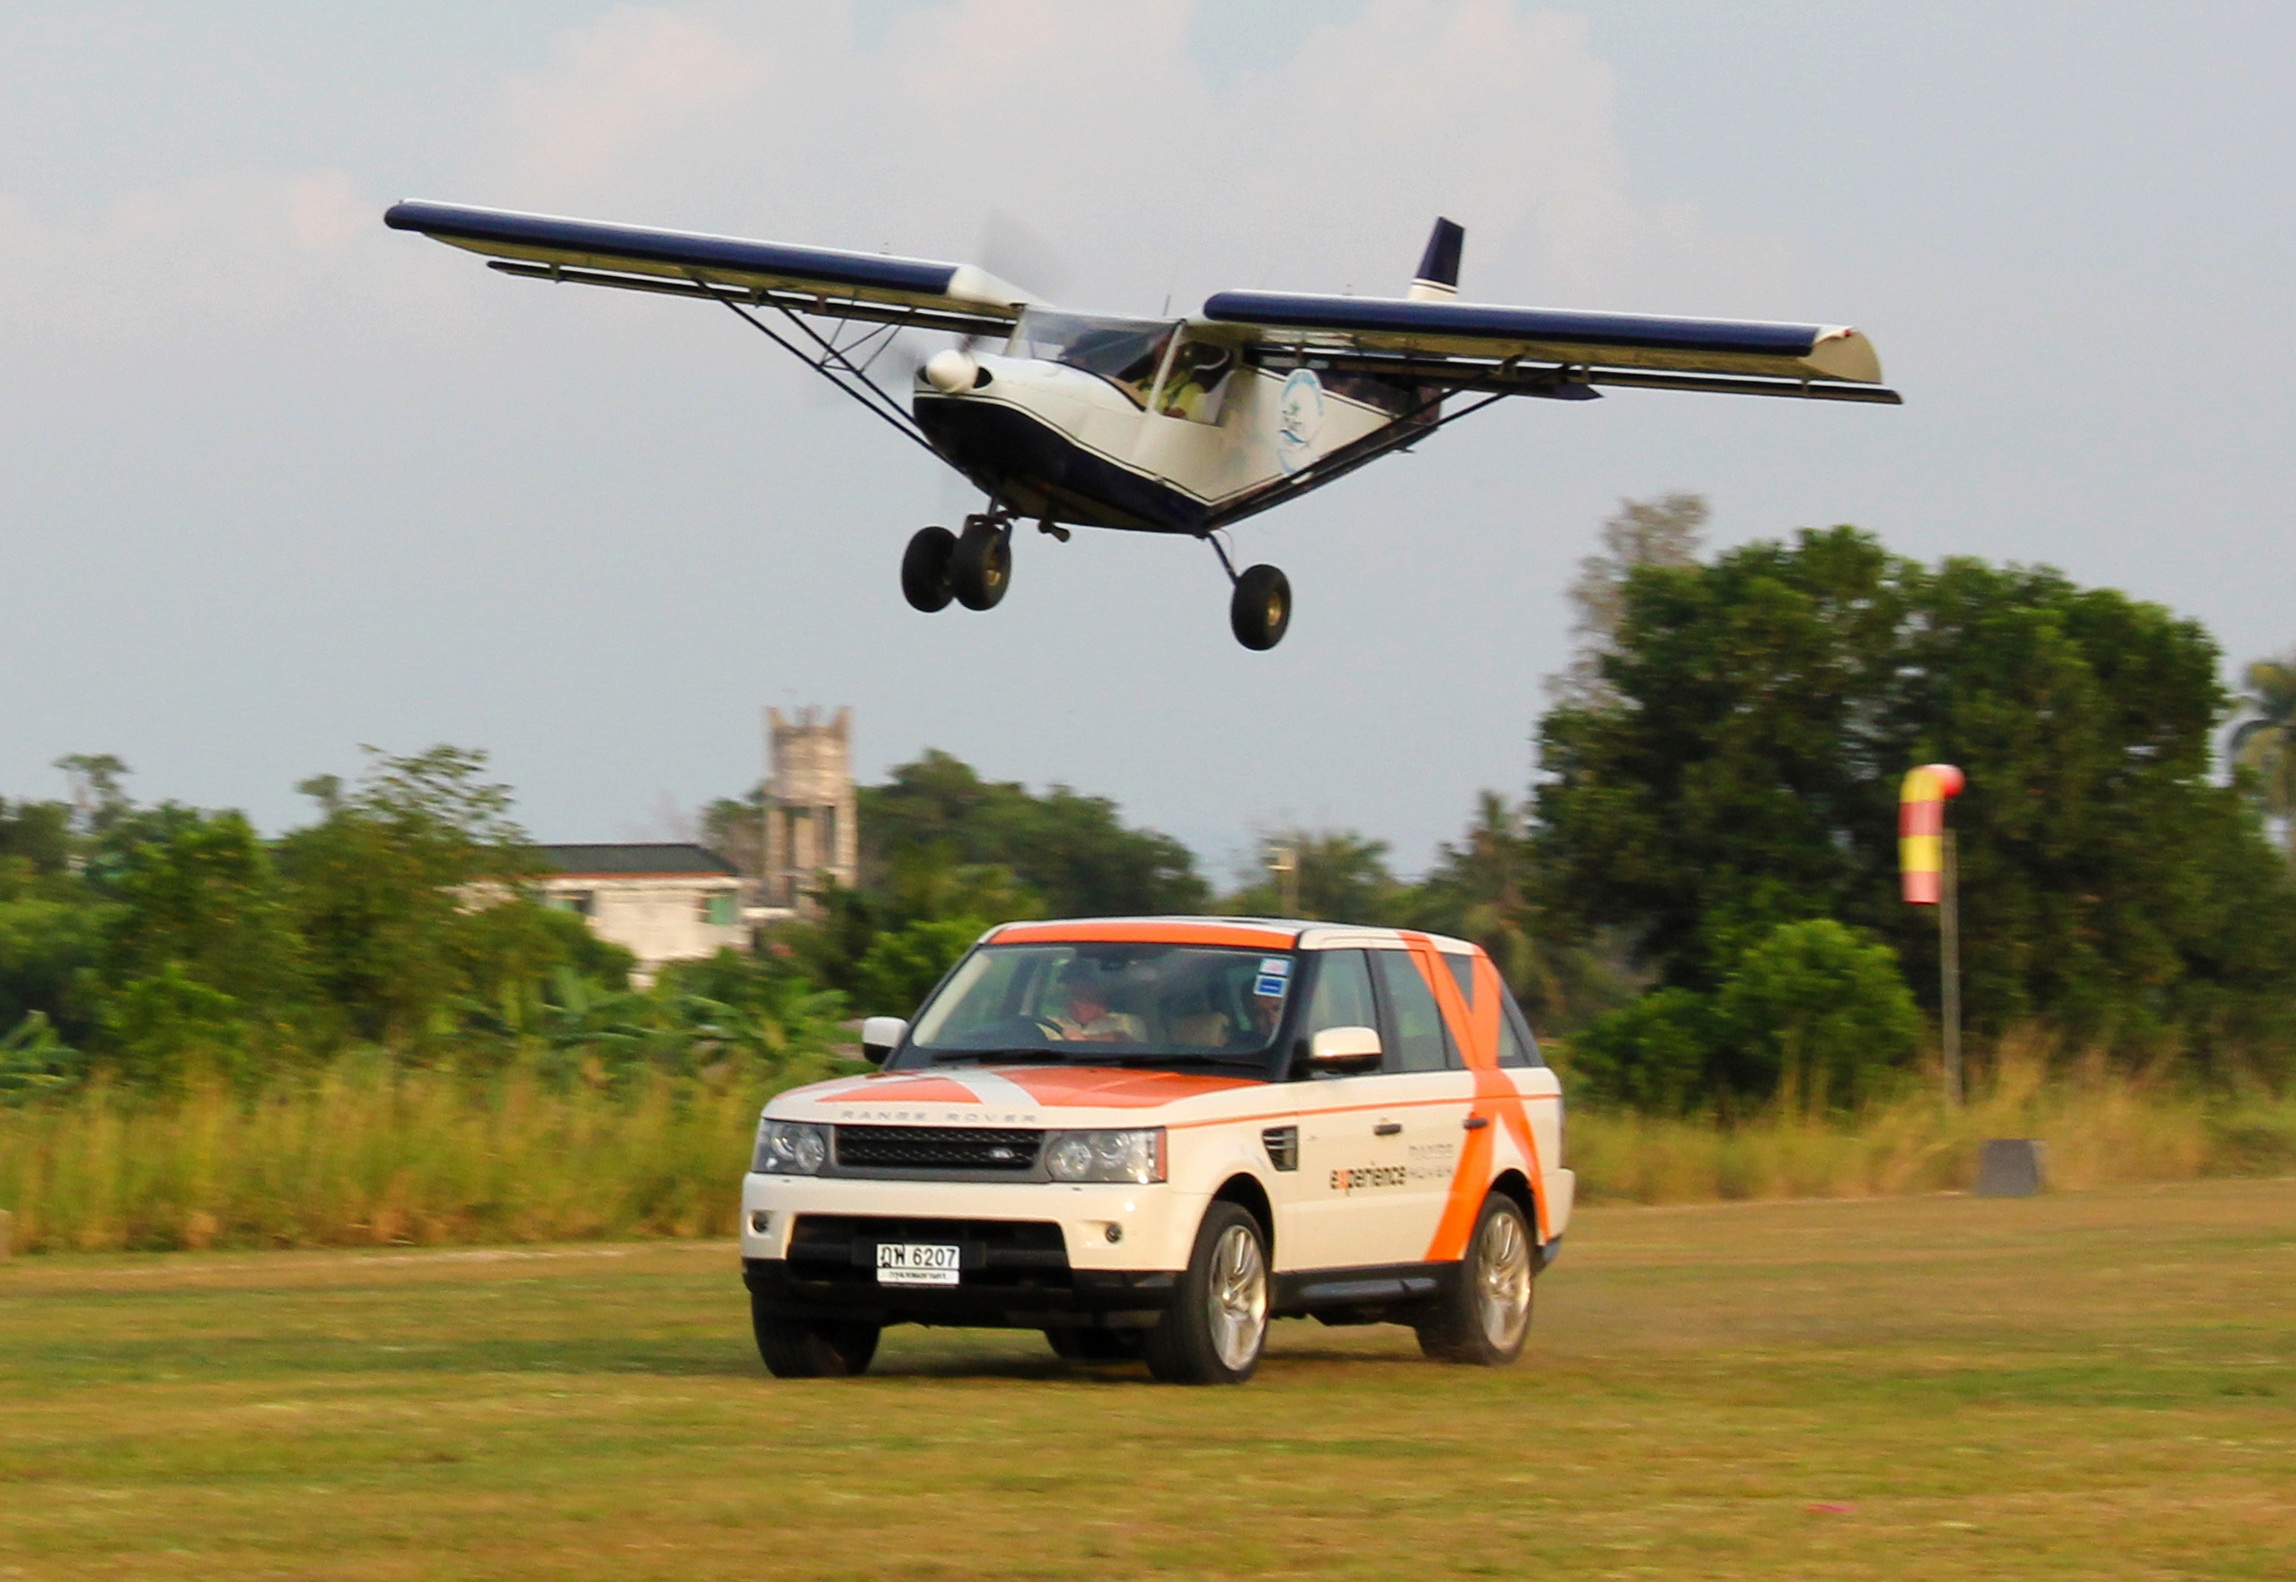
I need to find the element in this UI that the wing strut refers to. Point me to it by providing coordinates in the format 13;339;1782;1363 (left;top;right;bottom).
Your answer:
700;281;946;462
1204;388;1512;531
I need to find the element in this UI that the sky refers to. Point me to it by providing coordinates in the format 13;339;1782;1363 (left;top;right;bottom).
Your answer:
3;1;2291;882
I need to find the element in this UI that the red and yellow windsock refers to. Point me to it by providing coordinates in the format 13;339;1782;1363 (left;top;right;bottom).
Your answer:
1899;763;1966;904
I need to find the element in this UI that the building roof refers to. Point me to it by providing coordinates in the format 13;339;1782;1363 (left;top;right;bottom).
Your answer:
535;843;740;877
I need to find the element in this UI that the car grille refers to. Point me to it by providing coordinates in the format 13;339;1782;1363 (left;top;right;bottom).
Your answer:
833;1125;1043;1172
785;1215;1070;1289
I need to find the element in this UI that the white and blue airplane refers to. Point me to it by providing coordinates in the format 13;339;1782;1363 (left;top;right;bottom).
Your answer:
385;202;1896;649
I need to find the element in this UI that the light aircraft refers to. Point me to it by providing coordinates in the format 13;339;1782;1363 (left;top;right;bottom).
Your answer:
384;202;1898;650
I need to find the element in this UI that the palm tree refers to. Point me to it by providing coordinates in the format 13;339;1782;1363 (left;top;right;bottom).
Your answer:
2230;652;2296;858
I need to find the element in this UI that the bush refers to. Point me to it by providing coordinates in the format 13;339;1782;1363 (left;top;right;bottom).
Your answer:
855;917;986;1018
1571;989;1717;1113
1715;919;1922;1111
1568;918;1920;1113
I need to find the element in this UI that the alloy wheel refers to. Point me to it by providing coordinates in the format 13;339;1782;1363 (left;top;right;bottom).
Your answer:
1206;1222;1269;1372
1473;1204;1532;1353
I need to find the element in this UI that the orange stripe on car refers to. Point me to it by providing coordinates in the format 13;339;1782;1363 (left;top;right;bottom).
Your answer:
1402;934;1549;1257
1002;1067;1257;1108
989;919;1297;950
819;1075;983;1105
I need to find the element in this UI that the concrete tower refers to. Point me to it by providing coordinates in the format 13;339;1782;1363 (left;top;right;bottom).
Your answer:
763;706;857;910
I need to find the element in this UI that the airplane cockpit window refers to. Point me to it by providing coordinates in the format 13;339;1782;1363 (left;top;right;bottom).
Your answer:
1010;309;1176;408
1154;336;1236;425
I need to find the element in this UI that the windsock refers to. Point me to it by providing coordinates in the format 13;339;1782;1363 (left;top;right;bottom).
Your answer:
1899;763;1966;904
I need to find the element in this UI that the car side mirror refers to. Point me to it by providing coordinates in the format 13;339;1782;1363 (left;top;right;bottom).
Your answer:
860;1016;908;1065
1306;1025;1381;1074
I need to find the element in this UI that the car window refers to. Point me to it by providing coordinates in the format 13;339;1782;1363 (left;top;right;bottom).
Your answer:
1445;954;1475;1008
1498;990;1544;1069
1370;951;1456;1073
1294;950;1376;1077
900;942;1294;1071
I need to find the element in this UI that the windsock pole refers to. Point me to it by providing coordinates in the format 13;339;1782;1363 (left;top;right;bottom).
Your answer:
1901;764;1967;1103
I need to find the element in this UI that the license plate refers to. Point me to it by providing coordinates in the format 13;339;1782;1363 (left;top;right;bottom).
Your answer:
875;1242;961;1286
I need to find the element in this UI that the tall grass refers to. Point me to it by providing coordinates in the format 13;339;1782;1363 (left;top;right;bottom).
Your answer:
1568;1032;2296;1204
0;1052;846;1254
5;1037;2294;1253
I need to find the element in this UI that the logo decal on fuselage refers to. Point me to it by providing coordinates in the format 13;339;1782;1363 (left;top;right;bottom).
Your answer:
1275;368;1325;475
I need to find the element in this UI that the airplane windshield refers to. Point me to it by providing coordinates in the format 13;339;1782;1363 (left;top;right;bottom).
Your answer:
1009;309;1176;408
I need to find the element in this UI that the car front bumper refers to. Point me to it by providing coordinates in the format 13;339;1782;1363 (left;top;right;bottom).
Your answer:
740;1172;1199;1331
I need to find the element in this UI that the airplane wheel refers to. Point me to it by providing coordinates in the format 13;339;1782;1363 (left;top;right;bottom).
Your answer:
901;526;956;612
1230;564;1291;650
951;523;1012;611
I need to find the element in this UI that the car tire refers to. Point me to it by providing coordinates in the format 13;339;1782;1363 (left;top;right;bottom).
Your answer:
901;526;957;612
1044;1327;1147;1363
1414;1191;1535;1366
1145;1200;1270;1385
752;1299;880;1379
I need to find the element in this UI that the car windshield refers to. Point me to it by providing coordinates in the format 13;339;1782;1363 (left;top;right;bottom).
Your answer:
896;942;1295;1075
1008;309;1176;407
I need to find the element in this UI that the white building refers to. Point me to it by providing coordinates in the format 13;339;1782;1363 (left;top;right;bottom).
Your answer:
535;843;747;984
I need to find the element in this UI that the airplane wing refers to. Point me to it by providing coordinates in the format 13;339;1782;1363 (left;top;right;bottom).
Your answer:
1200;290;1898;404
383;200;1035;337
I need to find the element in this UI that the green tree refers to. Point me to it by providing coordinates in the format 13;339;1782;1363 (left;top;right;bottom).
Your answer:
274;746;555;1047
54;752;133;834
778;844;1037;1006
855;917;990;1016
1549;492;1709;709
1229;828;1404;922
1713;919;1921;1111
859;751;1206;916
0;797;102;1042
2230;651;2296;859
1569;988;1717;1113
0;798;76;894
101;810;307;1023
1401;792;1639;1029
1570;921;1920;1113
1534;527;2296;1058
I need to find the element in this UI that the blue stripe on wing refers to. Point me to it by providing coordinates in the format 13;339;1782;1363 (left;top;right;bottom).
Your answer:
383;201;960;298
1202;290;1823;359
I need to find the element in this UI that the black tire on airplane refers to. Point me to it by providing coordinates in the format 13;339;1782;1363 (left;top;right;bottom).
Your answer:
1230;564;1291;650
951;524;1013;611
901;526;957;612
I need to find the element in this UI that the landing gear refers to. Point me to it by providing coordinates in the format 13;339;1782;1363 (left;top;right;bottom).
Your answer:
1205;532;1291;650
1229;564;1291;651
901;526;956;612
902;513;1013;614
950;517;1012;610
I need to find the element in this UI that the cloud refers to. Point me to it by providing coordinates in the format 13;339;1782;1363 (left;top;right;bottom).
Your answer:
495;6;765;200
0;4;1790;360
0;170;434;349
459;0;1790;315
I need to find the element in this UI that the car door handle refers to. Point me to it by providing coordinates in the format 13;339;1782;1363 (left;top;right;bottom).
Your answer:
1462;1116;1490;1131
1372;1122;1402;1136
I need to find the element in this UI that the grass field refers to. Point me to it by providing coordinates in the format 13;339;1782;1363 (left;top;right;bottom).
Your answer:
2;1180;2291;1581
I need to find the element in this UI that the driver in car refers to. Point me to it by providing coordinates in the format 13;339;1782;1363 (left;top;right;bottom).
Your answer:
1047;970;1146;1043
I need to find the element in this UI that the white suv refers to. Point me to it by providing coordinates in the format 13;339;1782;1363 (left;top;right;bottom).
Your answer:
740;917;1572;1384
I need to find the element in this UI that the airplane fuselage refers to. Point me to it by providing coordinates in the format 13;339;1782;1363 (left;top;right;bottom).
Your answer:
913;316;1409;536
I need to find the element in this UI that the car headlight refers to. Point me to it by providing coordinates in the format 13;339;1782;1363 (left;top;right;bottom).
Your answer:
1044;1128;1165;1184
754;1119;828;1175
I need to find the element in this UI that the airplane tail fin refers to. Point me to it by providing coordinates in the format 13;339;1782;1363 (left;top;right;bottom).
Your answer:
1408;217;1463;301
